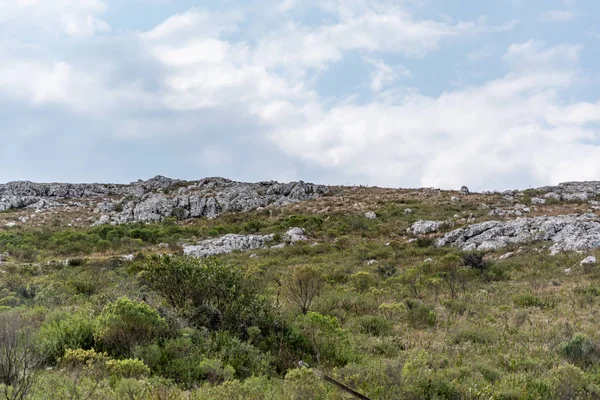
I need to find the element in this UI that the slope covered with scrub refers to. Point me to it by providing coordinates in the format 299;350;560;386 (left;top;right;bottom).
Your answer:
2;177;600;399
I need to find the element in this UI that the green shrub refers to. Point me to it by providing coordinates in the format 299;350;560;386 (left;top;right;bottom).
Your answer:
353;315;393;336
462;252;489;271
561;334;600;367
451;325;501;345
144;256;274;334
473;361;501;382
106;358;151;379
37;311;95;364
547;364;588;399
296;312;355;367
94;297;167;357
513;294;556;309
403;299;436;328
415;237;435;248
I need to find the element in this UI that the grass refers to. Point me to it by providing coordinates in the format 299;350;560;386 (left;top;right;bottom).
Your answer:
1;185;600;399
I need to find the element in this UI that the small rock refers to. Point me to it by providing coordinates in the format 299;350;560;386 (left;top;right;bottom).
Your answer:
453;214;461;218
498;252;514;260
364;211;377;220
18;216;29;223
424;258;433;263
580;256;597;265
121;254;135;262
158;243;170;249
564;268;573;275
367;259;378;265
460;186;470;194
408;238;418;244
531;197;546;205
522;207;531;213
249;254;259;259
451;196;460;203
4;222;16;228
284;227;308;242
93;215;111;226
404;208;413;215
270;243;286;249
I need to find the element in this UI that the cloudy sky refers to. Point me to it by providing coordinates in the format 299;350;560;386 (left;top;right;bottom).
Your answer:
1;0;599;190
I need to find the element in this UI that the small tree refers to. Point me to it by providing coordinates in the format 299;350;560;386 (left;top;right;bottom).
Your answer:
0;312;41;400
398;265;424;299
283;266;325;315
436;254;471;299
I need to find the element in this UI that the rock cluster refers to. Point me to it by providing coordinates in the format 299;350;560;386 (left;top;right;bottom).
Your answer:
1;176;328;224
183;228;308;257
436;214;600;254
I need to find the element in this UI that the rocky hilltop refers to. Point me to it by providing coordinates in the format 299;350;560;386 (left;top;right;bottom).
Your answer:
7;175;600;257
0;176;328;225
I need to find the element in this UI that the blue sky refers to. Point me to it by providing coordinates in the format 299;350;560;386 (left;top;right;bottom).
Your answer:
1;0;599;190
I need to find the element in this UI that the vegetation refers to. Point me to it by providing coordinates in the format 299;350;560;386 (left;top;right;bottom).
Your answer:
1;188;600;399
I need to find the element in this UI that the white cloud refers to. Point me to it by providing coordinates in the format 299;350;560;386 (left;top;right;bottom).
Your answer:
542;9;575;22
267;42;600;190
0;0;110;38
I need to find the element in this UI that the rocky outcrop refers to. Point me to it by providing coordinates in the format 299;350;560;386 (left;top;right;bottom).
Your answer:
0;176;328;224
183;227;308;257
436;214;600;254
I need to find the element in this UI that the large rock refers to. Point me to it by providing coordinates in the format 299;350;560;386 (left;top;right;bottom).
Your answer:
183;234;275;257
436;214;600;254
408;220;444;235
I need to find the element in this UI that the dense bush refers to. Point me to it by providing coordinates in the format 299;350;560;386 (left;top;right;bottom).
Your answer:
37;311;95;365
561;334;600;367
94;297;168;357
144;256;274;334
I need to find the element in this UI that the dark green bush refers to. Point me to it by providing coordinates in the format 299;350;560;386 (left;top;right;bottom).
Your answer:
95;297;168;357
404;299;437;328
561;334;600;367
144;256;274;335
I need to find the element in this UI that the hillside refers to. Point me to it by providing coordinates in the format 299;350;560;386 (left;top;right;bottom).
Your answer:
2;177;600;399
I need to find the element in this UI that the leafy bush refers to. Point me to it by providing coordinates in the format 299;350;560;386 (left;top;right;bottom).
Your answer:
37;311;95;365
513;294;556;309
94;297;167;357
106;358;151;379
415;237;435;248
561;334;600;367
451;326;501;345
144;256;274;334
403;299;436;328
375;264;397;278
462;252;489;271
353;315;393;336
296;312;355;367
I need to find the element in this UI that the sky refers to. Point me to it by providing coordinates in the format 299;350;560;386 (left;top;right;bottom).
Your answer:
1;0;599;191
